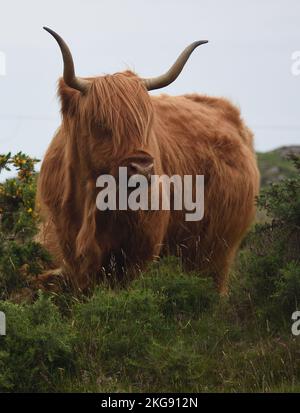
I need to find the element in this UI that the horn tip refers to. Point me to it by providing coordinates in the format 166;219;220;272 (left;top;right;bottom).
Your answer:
196;40;209;45
43;26;55;36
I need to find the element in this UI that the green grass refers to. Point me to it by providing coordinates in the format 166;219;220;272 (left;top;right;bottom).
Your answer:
0;257;299;393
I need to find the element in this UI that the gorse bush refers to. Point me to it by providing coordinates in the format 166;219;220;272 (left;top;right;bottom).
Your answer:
0;239;51;299
0;153;51;299
0;152;39;237
0;152;299;392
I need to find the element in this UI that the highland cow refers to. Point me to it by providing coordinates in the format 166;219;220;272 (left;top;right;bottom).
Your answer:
36;27;260;293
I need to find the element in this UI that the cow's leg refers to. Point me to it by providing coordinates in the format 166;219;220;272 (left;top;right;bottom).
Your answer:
178;235;240;295
212;248;238;295
32;268;65;292
32;239;102;293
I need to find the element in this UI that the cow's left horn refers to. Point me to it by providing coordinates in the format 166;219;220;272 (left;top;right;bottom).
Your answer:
143;40;208;91
43;27;89;94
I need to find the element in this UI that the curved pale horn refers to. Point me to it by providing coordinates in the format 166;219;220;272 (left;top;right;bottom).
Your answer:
43;27;89;93
143;40;208;91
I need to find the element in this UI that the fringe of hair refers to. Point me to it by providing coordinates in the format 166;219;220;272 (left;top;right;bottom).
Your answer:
59;71;153;155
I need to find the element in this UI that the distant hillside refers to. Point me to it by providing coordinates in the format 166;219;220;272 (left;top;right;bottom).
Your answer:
257;146;300;186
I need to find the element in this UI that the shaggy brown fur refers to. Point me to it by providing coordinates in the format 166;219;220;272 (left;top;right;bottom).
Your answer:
37;71;259;293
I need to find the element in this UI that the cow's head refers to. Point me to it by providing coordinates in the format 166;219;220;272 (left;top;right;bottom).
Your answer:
44;27;208;181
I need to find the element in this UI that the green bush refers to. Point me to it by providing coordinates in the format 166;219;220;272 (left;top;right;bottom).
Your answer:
74;288;166;369
272;261;300;315
230;155;300;327
0;294;76;392
133;257;219;319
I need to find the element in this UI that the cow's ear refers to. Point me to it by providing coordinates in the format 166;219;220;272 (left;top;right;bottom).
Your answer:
58;78;80;116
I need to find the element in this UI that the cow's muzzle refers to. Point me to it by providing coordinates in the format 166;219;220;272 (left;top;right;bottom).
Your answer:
127;161;154;182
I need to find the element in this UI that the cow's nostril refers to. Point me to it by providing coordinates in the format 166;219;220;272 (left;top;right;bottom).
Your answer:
127;161;154;179
128;163;139;175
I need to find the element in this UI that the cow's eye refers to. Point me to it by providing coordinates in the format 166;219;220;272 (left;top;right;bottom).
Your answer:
92;122;112;140
100;127;112;141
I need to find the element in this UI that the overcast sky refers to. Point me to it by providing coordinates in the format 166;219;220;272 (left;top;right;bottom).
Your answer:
0;0;299;174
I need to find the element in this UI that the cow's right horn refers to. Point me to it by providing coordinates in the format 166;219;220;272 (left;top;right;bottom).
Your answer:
43;27;89;94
